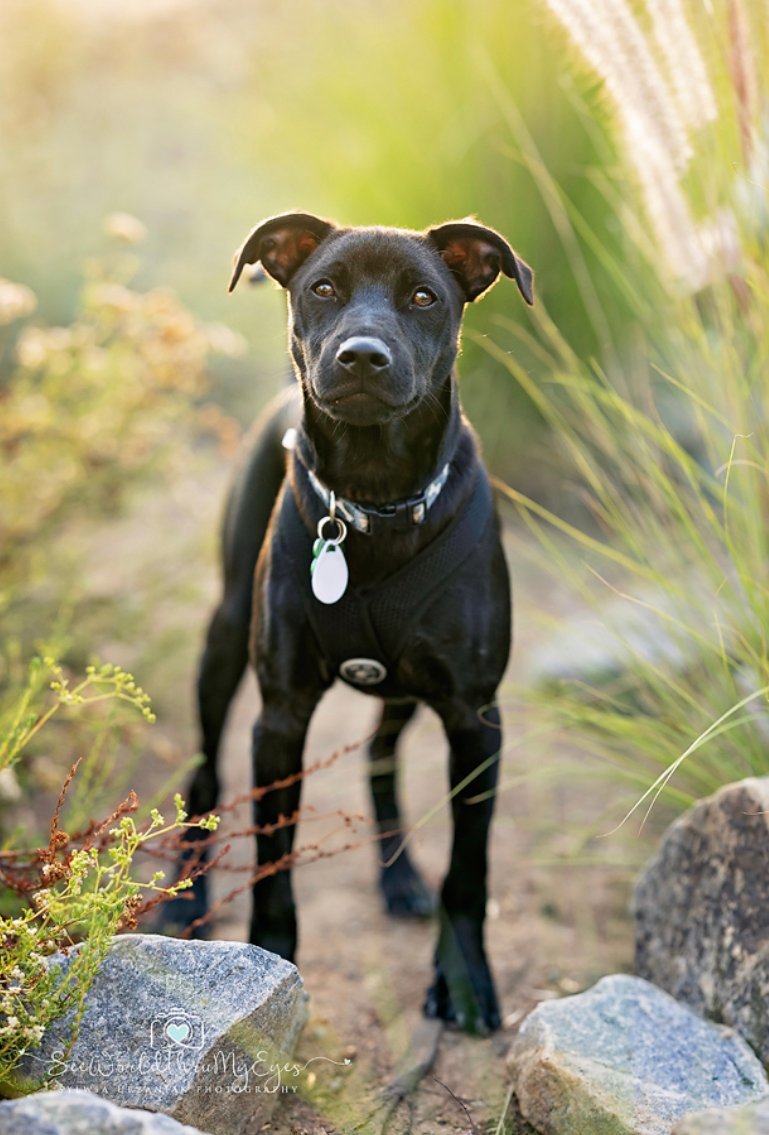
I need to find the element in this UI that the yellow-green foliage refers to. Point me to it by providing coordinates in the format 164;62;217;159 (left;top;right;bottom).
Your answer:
0;656;219;1094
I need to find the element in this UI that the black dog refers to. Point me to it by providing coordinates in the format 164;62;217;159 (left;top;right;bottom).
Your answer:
177;212;533;1035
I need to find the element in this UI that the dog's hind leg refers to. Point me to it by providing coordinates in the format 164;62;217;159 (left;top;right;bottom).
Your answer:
193;384;297;797
191;591;252;813
158;390;297;937
368;700;436;918
155;590;250;935
156;573;254;936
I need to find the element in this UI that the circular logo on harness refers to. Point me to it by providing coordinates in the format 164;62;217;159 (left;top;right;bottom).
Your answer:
339;658;388;686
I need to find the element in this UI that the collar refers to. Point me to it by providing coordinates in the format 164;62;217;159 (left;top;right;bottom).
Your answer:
306;463;450;535
283;428;450;535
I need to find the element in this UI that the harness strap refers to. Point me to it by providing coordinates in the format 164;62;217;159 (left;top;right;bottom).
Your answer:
278;468;493;689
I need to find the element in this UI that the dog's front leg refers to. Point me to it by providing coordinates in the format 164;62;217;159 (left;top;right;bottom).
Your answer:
425;700;502;1035
249;694;320;961
247;518;330;960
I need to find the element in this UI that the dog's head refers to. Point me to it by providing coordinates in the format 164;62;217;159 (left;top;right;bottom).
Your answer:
229;212;533;428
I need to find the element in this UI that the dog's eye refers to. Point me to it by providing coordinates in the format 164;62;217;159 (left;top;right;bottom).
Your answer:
311;280;336;299
412;287;437;308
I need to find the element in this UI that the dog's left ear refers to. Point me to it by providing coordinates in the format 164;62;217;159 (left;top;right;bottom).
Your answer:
427;220;534;305
229;212;336;292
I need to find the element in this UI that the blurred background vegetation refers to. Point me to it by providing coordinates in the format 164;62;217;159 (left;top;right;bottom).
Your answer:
1;0;768;878
0;0;639;494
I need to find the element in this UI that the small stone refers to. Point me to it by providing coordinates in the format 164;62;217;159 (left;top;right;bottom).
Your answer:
16;935;308;1135
0;1089;205;1134
673;1098;769;1134
634;777;769;1062
508;974;768;1135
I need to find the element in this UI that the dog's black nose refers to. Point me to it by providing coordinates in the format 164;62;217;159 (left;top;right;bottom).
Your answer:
336;337;392;375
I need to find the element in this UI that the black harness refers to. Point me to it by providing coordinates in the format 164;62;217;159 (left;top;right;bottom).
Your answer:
276;467;494;697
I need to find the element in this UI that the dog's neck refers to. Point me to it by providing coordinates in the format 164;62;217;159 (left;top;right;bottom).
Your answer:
296;374;462;505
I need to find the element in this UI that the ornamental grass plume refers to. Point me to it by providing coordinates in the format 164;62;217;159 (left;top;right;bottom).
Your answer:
543;0;733;289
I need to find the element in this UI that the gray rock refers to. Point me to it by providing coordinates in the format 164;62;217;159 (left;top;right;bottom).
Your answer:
0;1089;205;1134
673;1098;769;1134
634;777;769;1062
16;935;308;1135
508;974;768;1135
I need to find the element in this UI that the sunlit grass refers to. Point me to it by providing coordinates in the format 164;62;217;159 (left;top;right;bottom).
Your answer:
490;0;769;820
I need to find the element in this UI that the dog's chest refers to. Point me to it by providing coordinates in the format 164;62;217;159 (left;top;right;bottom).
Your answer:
276;472;495;699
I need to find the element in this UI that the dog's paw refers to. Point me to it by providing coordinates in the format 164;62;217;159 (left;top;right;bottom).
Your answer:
423;914;500;1035
381;855;437;919
423;964;500;1036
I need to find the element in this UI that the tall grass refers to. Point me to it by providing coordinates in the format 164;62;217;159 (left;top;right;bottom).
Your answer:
493;0;769;820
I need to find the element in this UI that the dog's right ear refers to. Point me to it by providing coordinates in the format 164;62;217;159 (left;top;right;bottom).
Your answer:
229;212;336;292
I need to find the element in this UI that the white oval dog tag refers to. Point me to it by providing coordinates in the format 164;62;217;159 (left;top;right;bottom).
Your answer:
311;541;349;604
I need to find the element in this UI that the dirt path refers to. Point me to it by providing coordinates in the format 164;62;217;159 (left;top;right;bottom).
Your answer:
197;529;637;1135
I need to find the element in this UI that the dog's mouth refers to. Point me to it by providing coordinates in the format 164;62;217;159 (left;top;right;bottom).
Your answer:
315;385;420;426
